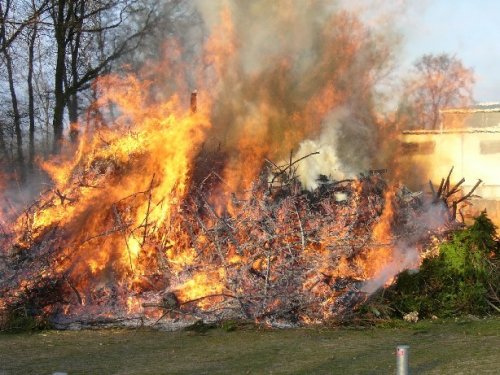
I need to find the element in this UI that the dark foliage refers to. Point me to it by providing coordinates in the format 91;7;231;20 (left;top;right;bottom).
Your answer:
384;212;499;318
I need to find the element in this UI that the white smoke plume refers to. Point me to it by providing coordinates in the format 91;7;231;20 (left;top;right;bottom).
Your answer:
362;243;420;294
293;109;352;190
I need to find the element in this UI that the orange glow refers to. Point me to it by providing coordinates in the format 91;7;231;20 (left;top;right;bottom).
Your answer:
175;269;225;309
165;245;197;271
361;188;396;278
126;296;143;314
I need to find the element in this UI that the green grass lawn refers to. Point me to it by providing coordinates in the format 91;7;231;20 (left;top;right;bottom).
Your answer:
0;317;498;374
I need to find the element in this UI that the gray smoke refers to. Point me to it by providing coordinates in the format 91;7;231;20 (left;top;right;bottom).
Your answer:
193;0;398;191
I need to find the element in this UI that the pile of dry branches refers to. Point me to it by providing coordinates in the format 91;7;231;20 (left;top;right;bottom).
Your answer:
0;160;461;329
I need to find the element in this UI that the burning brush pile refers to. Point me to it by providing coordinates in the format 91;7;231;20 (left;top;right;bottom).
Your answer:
0;134;454;329
0;2;463;329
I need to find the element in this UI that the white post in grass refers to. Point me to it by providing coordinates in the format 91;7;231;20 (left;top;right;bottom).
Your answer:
396;345;410;375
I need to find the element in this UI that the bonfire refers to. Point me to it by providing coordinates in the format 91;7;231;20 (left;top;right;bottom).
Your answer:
0;4;476;330
0;117;459;329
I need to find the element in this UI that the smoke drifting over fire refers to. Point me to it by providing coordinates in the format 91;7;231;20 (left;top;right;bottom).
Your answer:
193;0;393;193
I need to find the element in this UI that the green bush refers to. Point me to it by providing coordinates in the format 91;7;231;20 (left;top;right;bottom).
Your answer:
386;212;499;318
1;307;52;333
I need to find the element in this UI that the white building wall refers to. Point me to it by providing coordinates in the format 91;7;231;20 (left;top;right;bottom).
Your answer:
400;130;500;225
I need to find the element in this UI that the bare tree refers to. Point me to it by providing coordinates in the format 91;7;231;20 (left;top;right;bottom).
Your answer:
400;54;475;129
27;0;48;169
1;0;26;179
0;0;51;176
0;0;45;54
49;0;160;151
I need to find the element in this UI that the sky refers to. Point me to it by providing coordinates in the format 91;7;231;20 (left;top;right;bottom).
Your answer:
401;0;500;103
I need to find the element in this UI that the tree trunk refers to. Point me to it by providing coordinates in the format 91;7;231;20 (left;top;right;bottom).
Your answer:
0;1;11;163
4;50;25;181
52;0;68;153
0;122;7;163
1;2;25;180
28;21;38;170
68;0;84;144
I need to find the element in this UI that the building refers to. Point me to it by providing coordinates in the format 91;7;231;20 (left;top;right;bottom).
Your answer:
400;103;500;225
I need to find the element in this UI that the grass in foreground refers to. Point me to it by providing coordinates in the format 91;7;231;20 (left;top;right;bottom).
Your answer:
0;317;498;375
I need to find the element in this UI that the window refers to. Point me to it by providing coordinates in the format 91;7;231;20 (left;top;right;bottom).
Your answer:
401;141;435;155
480;140;500;154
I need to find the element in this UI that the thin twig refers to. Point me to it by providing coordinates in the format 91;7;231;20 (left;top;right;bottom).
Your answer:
269;151;320;185
443;166;454;196
112;204;134;272
142;174;155;247
446;178;465;198
294;203;306;252
63;275;83;305
455;179;483;205
486;300;500;314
